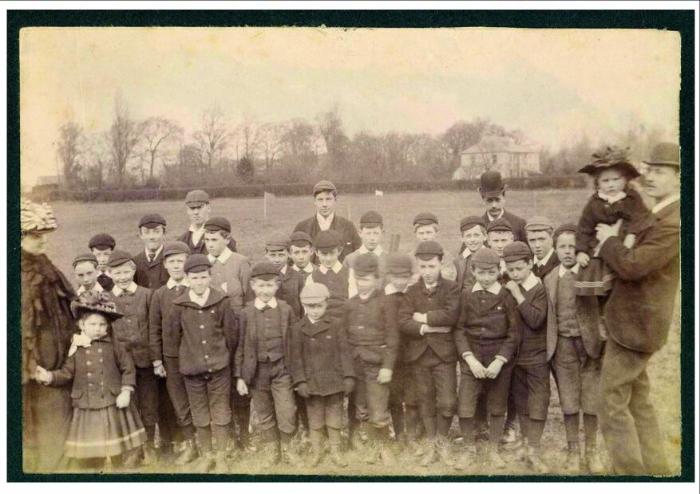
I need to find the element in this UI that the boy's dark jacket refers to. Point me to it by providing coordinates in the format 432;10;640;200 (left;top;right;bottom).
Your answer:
234;299;297;385
133;249;169;290
481;210;528;243
288;314;355;396
170;288;240;376
50;336;136;410
293;214;362;262
109;286;152;368
149;282;189;362
397;276;460;363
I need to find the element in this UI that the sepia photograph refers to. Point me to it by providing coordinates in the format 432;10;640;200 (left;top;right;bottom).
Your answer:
6;7;694;482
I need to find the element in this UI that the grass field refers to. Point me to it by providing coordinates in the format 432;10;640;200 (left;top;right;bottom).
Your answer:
42;189;681;476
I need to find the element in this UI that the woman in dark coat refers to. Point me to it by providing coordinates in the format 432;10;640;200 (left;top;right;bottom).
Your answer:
21;199;77;472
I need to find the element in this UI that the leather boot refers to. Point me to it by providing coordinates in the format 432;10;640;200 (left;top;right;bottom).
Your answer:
526;445;548;474
280;432;302;466
487;444;507;470
260;428;281;468
564;442;582;473
328;428;347;468
454;444;477;472
175;439;199;466
308;429;325;467
213;450;229;474
142;441;158;466
378;428;397;466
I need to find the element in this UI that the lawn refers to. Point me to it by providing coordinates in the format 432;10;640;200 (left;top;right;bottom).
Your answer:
39;188;681;476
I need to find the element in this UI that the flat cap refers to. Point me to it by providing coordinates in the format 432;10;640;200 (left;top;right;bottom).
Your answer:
413;212;439;226
471;247;501;267
107;250;133;268
139;213;167;229
204;217;231;233
251;261;280;280
487;217;513;233
554;223;578;240
300;282;330;304
644;142;680;168
88;233;116;250
460;215;486;232
184;254;211;273
502;241;533;263
415;240;444;259
353;253;379;276
265;233;290;251
525;216;554;232
386;253;413;276
163;241;191;258
479;170;505;198
314;230;342;251
72;253;98;268
185;189;210;206
360;210;383;228
290;231;313;247
313;180;337;195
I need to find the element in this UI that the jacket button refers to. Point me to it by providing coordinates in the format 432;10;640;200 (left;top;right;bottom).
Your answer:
204;355;209;359
200;325;205;329
97;348;102;353
87;372;92;377
86;361;91;365
202;340;207;344
199;310;203;314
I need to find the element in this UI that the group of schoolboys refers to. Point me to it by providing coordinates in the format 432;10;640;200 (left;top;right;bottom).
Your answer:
67;173;605;474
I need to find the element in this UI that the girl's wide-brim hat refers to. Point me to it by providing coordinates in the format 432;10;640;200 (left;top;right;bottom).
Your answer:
70;291;124;321
578;145;641;179
21;199;59;234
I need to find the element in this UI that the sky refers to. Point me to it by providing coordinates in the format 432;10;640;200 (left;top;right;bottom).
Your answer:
19;27;681;187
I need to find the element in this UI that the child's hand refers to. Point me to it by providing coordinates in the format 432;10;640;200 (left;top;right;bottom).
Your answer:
343;377;355;396
236;378;249;396
116;389;131;408
153;361;167;378
295;382;310;399
576;252;590;268
485;359;505;379
377;368;393;384
464;355;487;379
33;366;52;385
505;281;521;297
623;233;636;249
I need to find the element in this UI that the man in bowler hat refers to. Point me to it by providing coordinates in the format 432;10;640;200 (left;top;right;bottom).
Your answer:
478;170;528;242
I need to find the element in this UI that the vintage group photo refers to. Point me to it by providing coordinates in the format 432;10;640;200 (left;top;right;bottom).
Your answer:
15;23;684;478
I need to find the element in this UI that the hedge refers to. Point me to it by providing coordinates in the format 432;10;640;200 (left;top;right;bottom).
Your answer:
32;176;587;203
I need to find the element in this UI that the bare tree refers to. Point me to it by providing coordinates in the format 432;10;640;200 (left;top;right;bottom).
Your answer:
317;106;349;174
234;116;260;161
57;122;84;189
442;118;490;166
108;95;141;188
193;106;229;171
255;122;284;174
139;117;183;181
84;132;112;189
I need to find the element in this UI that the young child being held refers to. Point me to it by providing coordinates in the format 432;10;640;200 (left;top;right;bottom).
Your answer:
34;292;146;469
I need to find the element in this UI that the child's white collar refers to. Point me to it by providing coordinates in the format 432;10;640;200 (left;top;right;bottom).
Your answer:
77;283;103;295
208;247;233;264
472;281;502;295
519;272;540;291
358;244;384;257
189;287;211;306
254;297;278;310
112;282;138;296
319;261;343;274
598;190;627;204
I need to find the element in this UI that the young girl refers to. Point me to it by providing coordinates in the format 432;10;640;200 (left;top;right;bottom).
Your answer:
575;146;650;296
34;291;146;469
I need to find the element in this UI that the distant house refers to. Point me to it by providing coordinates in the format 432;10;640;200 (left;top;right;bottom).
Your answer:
452;135;541;180
31;175;61;198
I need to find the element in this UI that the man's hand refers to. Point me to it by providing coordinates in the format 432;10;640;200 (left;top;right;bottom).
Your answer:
623;233;637;249
464;355;487;379
596;220;622;244
576;252;590;268
236;378;249;396
377;368;393;384
153;361;167;378
485;359;505;379
296;382;310;399
33;366;52;385
412;312;427;324
343;377;355;396
116;389;131;408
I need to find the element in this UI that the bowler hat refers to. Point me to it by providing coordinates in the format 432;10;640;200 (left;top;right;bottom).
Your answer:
643;142;680;168
72;253;98;268
415;240;444;260
360;210;383;228
353;253;379;276
525;216;554;233
386;253;413;276
471;247;500;268
300;282;330;304
163;241;191;258
290;231;313;247
139;213;166;229
413;212;439;226
185;189;210;206
460;215;485;232
88;233;116;250
204;217;231;233
251;261;280;280
184;254;211;273
487;217;513;233
107;250;133;268
479;170;505;198
502;241;533;263
313;180;337;196
314;230;342;251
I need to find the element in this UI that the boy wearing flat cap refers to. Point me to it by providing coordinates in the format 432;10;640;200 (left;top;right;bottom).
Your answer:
343;253;399;464
107;250;168;465
526;216;559;279
204;217;251;311
170;254;241;473
235;262;299;467
478;170;527;242
410;212;457;283
486;218;515;284
289;231;315;280
344;210;388;286
308;230;357;318
178;190;237;255
454;216;488;294
133;214;169;290
544;224;604;474
503;242;550;473
73;253;103;296
288;282;355;467
293;180;361;263
265;233;305;319
398;240;460;467
148;241;198;465
88;233;116;291
454;247;522;471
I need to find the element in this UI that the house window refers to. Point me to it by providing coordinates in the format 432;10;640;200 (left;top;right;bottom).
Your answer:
491;154;497;164
471;155;476;166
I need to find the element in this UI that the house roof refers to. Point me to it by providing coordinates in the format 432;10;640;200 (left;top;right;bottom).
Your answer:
35;175;60;186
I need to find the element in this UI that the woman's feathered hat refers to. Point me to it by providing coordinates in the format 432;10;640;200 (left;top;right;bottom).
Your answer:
21;199;59;234
70;291;124;321
578;145;641;179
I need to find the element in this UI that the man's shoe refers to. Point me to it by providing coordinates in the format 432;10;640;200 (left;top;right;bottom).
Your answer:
175;439;198;466
329;445;348;468
193;452;216;473
454;444;477;472
526;446;549;474
419;444;439;467
585;448;605;474
564;447;582;473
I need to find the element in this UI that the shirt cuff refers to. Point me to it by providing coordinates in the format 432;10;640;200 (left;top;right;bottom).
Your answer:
462;352;473;360
153;360;163;367
494;355;508;364
121;385;135;393
417;313;428;324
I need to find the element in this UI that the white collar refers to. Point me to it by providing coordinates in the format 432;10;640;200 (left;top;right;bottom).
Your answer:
254;297;278;310
292;263;314;274
316;212;335;231
519;272;540;291
487;210;504;222
500;259;507;273
307;315;321;325
77;283;104;295
558;263;580;278
598;190;627;204
208;247;233;265
145;245;164;261
423;280;438;291
167;277;190;289
319;261;343;274
461;248;473;259
472;281;502;295
651;193;680;215
280;264;288;275
189;224;205;244
112;281;138;297
535;248;555;267
358;244;384;256
189;287;210;306
189;224;205;233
